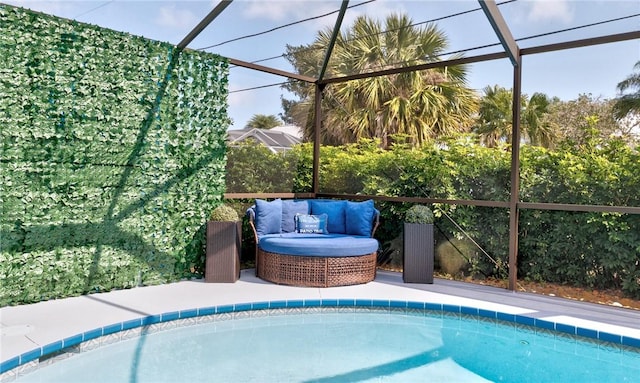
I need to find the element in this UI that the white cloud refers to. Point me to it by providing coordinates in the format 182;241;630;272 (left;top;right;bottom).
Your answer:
527;0;573;24
242;1;350;30
243;1;293;22
239;0;408;35
156;5;198;29
340;0;404;29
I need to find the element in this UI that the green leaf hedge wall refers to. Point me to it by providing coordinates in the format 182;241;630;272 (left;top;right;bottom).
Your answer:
226;139;639;298
0;5;230;305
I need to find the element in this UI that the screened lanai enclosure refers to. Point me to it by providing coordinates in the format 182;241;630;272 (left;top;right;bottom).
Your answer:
1;1;639;306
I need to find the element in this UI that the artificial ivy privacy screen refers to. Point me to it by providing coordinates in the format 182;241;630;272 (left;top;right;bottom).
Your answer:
0;5;230;305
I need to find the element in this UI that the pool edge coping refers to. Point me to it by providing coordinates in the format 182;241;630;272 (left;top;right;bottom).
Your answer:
2;299;640;375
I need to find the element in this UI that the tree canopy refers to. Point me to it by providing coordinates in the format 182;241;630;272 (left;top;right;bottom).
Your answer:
473;85;557;148
245;114;282;130
613;61;640;136
613;61;640;118
280;13;635;151
283;13;477;149
545;94;632;148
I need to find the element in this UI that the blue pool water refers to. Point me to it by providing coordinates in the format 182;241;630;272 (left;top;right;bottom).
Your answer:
13;309;640;382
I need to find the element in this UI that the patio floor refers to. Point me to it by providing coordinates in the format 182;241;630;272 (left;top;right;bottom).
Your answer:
2;269;640;366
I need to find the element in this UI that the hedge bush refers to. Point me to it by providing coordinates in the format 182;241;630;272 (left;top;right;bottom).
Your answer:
226;138;639;298
0;6;230;305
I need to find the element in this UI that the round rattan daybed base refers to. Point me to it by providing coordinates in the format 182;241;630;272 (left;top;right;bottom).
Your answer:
257;249;376;287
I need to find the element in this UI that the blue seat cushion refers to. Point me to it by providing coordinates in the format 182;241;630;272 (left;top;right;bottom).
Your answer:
281;199;310;233
310;200;347;234
259;233;379;257
255;199;282;236
345;199;375;236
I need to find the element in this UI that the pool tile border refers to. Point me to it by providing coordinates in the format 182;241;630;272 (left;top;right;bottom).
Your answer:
2;299;640;378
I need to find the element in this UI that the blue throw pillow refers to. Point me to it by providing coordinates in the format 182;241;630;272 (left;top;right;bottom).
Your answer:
255;199;282;236
310;200;347;233
295;213;328;234
345;200;375;237
281;200;309;233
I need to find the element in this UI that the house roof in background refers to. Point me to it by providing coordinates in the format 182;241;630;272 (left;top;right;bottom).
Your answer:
227;127;302;152
270;125;302;139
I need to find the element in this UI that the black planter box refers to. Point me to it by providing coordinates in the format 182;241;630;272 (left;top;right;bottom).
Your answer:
205;221;241;283
403;223;434;284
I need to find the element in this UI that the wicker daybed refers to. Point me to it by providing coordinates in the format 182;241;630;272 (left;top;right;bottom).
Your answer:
247;199;379;287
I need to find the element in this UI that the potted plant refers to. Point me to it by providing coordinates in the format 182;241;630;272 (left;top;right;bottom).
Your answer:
403;204;435;284
205;204;241;283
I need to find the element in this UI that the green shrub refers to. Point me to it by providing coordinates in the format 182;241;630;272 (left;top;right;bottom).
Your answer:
226;136;639;298
404;205;434;224
436;238;473;277
210;204;239;222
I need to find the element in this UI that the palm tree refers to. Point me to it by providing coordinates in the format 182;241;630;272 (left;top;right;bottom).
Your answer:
474;85;514;148
613;61;640;120
523;92;556;148
245;114;282;130
474;85;556;148
284;13;478;148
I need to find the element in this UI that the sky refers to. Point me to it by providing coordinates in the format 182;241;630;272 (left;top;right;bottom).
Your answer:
3;0;640;130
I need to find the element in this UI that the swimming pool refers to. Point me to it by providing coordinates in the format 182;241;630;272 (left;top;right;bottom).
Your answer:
5;303;640;383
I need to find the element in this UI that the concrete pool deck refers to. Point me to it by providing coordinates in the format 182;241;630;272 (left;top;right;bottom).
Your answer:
2;269;640;370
